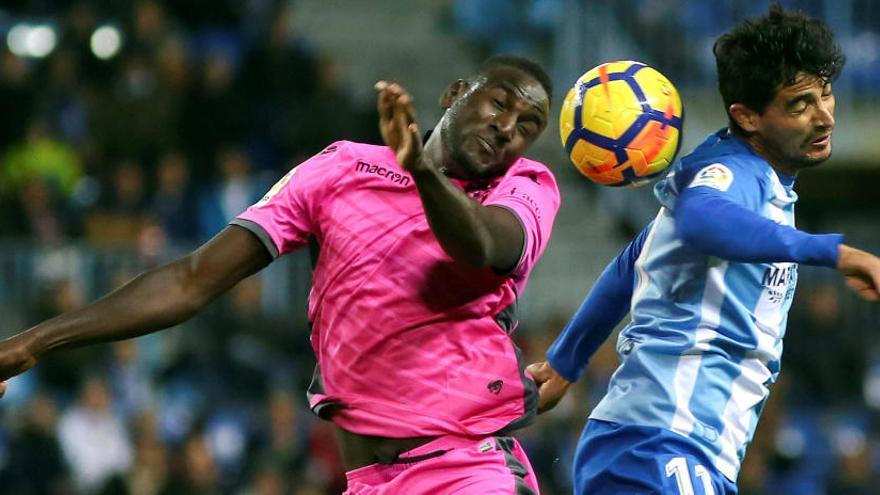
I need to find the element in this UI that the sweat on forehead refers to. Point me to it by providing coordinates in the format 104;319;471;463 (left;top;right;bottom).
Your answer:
472;67;550;107
473;58;553;105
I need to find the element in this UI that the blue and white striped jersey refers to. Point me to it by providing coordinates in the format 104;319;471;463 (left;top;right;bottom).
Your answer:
549;128;842;481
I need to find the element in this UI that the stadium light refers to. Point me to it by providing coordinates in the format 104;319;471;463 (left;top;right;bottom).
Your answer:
90;25;123;60
6;23;58;58
26;25;57;58
6;23;30;57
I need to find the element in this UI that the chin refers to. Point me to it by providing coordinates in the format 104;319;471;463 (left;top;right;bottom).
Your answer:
797;152;832;169
453;152;495;179
472;162;507;179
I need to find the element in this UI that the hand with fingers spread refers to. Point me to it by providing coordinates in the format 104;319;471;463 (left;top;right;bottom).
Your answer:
837;244;880;302
526;360;573;414
375;80;428;172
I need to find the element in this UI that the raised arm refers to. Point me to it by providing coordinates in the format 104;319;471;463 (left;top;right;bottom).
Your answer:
411;160;524;271
0;226;271;388
375;81;528;273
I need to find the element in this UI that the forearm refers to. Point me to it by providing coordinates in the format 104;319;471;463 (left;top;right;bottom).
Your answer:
547;226;647;382
547;256;633;382
0;225;269;386
411;164;510;267
677;191;841;266
18;258;212;356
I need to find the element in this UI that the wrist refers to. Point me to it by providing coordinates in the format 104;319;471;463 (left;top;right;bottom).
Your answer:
837;243;858;271
552;362;574;385
793;233;843;267
410;158;443;182
546;354;580;383
18;328;49;357
410;156;436;175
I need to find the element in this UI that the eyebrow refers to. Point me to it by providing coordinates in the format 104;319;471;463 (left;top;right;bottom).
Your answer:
783;78;832;108
785;92;817;108
496;80;547;123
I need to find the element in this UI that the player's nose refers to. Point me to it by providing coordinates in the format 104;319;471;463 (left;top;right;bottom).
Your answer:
815;99;835;128
490;112;516;143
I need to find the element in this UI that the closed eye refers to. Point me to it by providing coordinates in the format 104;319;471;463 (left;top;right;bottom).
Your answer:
518;122;537;137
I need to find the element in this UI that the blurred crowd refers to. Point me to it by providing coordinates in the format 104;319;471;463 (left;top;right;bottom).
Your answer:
0;1;379;494
1;1;880;495
450;0;880;92
0;0;381;250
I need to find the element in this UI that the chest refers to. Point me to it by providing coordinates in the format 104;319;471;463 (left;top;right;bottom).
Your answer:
315;162;501;257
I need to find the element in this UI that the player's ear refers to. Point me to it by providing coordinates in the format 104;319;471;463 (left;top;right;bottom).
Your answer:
729;103;760;133
440;79;468;108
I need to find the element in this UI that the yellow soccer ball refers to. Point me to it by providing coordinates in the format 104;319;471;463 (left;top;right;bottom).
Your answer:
560;61;684;187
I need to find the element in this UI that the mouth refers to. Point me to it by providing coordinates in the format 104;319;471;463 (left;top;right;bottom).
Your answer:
473;135;498;159
810;133;831;146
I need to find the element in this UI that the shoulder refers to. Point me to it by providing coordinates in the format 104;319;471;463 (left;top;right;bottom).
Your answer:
679;160;754;191
329;141;397;165
504;156;559;191
303;140;394;163
675;141;769;196
655;132;771;209
488;157;561;220
291;140;396;179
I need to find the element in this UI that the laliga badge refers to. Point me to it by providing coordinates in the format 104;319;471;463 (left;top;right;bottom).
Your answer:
689;163;734;192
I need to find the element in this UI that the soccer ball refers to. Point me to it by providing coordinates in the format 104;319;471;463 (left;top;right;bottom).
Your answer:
559;61;684;187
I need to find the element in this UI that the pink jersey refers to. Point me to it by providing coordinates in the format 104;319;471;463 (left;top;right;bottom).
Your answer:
233;141;560;438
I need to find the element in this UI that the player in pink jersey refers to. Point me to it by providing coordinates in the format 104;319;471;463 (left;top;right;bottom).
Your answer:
0;55;559;494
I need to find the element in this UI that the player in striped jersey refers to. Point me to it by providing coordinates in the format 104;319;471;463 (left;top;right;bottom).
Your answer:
528;5;880;494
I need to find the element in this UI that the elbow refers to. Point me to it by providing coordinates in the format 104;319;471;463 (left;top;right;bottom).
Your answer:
458;246;492;268
469;236;505;268
440;234;495;268
473;239;495;267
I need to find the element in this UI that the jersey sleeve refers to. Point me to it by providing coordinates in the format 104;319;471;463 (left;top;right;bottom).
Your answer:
675;191;842;266
232;143;346;258
675;160;764;209
672;159;841;266
546;225;649;383
484;165;561;276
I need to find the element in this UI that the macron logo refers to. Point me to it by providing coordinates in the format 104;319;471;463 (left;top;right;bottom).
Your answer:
355;161;411;186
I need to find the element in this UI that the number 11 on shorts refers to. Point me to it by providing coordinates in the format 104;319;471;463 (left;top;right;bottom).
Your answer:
665;456;715;495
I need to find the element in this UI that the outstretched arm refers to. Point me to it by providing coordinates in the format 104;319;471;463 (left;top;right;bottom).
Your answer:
0;225;271;389
676;189;841;265
527;226;648;413
676;189;880;300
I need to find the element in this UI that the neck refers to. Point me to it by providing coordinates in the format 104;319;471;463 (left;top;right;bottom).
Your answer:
424;123;465;179
730;127;799;178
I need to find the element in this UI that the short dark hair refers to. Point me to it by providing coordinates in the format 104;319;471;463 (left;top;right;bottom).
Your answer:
713;3;845;125
475;54;553;105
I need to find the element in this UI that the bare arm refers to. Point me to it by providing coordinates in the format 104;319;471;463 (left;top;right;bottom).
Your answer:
0;225;271;384
410;164;523;270
375;81;523;272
